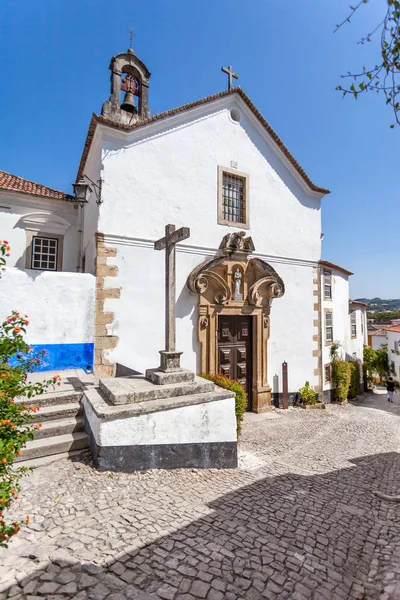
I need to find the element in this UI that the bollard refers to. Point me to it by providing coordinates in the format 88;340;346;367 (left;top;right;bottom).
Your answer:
282;361;288;409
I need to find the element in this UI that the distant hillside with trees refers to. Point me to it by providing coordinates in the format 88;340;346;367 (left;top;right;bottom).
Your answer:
356;298;400;321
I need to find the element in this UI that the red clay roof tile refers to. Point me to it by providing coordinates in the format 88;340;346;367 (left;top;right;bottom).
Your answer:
0;170;72;201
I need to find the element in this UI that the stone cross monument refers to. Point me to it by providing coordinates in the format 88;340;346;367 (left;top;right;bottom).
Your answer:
147;224;190;383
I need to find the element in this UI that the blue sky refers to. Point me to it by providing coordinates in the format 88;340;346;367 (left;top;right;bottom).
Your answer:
0;0;398;298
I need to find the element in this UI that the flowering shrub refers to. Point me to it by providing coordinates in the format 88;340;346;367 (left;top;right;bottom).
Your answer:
0;240;10;273
0;311;60;546
201;373;247;436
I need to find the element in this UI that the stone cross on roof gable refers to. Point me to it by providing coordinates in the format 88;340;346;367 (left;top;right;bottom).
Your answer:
221;65;239;90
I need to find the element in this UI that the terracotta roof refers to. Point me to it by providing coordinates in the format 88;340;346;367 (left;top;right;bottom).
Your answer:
385;325;400;333
0;170;73;201
76;88;331;196
320;260;353;277
370;329;387;336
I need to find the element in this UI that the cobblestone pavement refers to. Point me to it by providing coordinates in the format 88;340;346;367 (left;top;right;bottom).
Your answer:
2;391;400;600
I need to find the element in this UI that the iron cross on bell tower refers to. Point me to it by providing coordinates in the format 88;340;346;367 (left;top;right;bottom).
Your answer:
221;65;239;90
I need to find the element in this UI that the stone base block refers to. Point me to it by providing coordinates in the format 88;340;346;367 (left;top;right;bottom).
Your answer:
145;368;195;386
87;433;237;472
99;374;209;405
82;385;237;472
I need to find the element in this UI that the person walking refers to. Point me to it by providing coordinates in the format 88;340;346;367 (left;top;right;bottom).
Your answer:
386;377;397;403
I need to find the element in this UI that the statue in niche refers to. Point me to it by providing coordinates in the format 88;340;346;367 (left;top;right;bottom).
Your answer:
220;231;255;253
234;269;243;301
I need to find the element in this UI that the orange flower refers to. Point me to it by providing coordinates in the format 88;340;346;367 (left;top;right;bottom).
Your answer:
35;423;42;430
24;320;29;326
1;458;6;464
13;326;21;334
17;450;22;457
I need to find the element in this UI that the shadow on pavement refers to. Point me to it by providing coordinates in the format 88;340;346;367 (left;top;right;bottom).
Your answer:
3;452;400;600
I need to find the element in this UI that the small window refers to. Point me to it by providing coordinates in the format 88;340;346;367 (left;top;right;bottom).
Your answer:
325;310;333;343
218;166;249;228
352;352;357;361
351;312;357;338
361;318;364;334
324;363;331;383
31;236;58;271
324;270;332;300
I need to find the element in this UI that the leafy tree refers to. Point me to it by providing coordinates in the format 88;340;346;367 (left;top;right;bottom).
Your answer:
335;0;400;127
375;344;391;380
363;343;390;384
363;344;377;384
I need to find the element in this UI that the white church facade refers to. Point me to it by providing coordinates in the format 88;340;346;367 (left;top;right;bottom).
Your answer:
0;47;366;410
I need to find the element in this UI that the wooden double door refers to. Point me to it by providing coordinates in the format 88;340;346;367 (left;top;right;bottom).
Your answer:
217;315;252;410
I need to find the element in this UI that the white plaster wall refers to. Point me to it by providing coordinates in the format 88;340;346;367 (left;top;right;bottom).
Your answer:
81;139;102;275
371;335;387;351
0;269;95;344
349;309;366;362
83;396;237;447
322;270;350;391
103;238;318;392
387;330;400;381
97;98;322;262
267;263;317;392
0;191;79;273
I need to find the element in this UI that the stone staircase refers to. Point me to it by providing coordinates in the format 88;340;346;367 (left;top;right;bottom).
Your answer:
15;370;95;467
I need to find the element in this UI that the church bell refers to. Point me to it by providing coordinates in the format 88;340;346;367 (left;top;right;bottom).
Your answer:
120;91;137;114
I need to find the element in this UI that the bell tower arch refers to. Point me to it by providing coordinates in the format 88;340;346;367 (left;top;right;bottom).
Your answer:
101;48;151;125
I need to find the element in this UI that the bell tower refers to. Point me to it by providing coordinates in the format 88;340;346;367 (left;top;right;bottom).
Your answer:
101;48;151;125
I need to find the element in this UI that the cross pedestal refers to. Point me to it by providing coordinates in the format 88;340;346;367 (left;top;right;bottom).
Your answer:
146;224;194;385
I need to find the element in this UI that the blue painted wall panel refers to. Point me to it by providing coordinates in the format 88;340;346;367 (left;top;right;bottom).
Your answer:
9;343;94;373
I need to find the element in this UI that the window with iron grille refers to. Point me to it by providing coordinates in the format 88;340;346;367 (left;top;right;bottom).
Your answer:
31;236;58;271
324;363;331;383
351;311;357;338
324;270;332;299
325;311;333;343
221;171;246;224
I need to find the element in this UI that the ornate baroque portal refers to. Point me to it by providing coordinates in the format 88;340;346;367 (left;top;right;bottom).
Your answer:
187;232;285;413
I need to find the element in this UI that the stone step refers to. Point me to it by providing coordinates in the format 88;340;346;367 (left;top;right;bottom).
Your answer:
15;390;82;408
16;449;90;469
34;416;85;440
14;432;89;462
31;402;82;423
100;376;215;406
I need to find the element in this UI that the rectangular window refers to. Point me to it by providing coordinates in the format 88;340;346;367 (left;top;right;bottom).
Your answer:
351;311;357;338
324;363;331;383
31;236;58;271
218;166;249;227
325;310;333;343
352;352;357;361
324;270;332;300
395;341;399;353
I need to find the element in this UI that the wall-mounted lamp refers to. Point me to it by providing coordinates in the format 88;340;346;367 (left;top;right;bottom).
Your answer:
72;175;103;204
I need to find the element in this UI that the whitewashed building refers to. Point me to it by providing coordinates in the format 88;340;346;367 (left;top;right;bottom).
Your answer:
320;262;367;400
0;47;366;409
385;326;400;382
0;171;95;371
